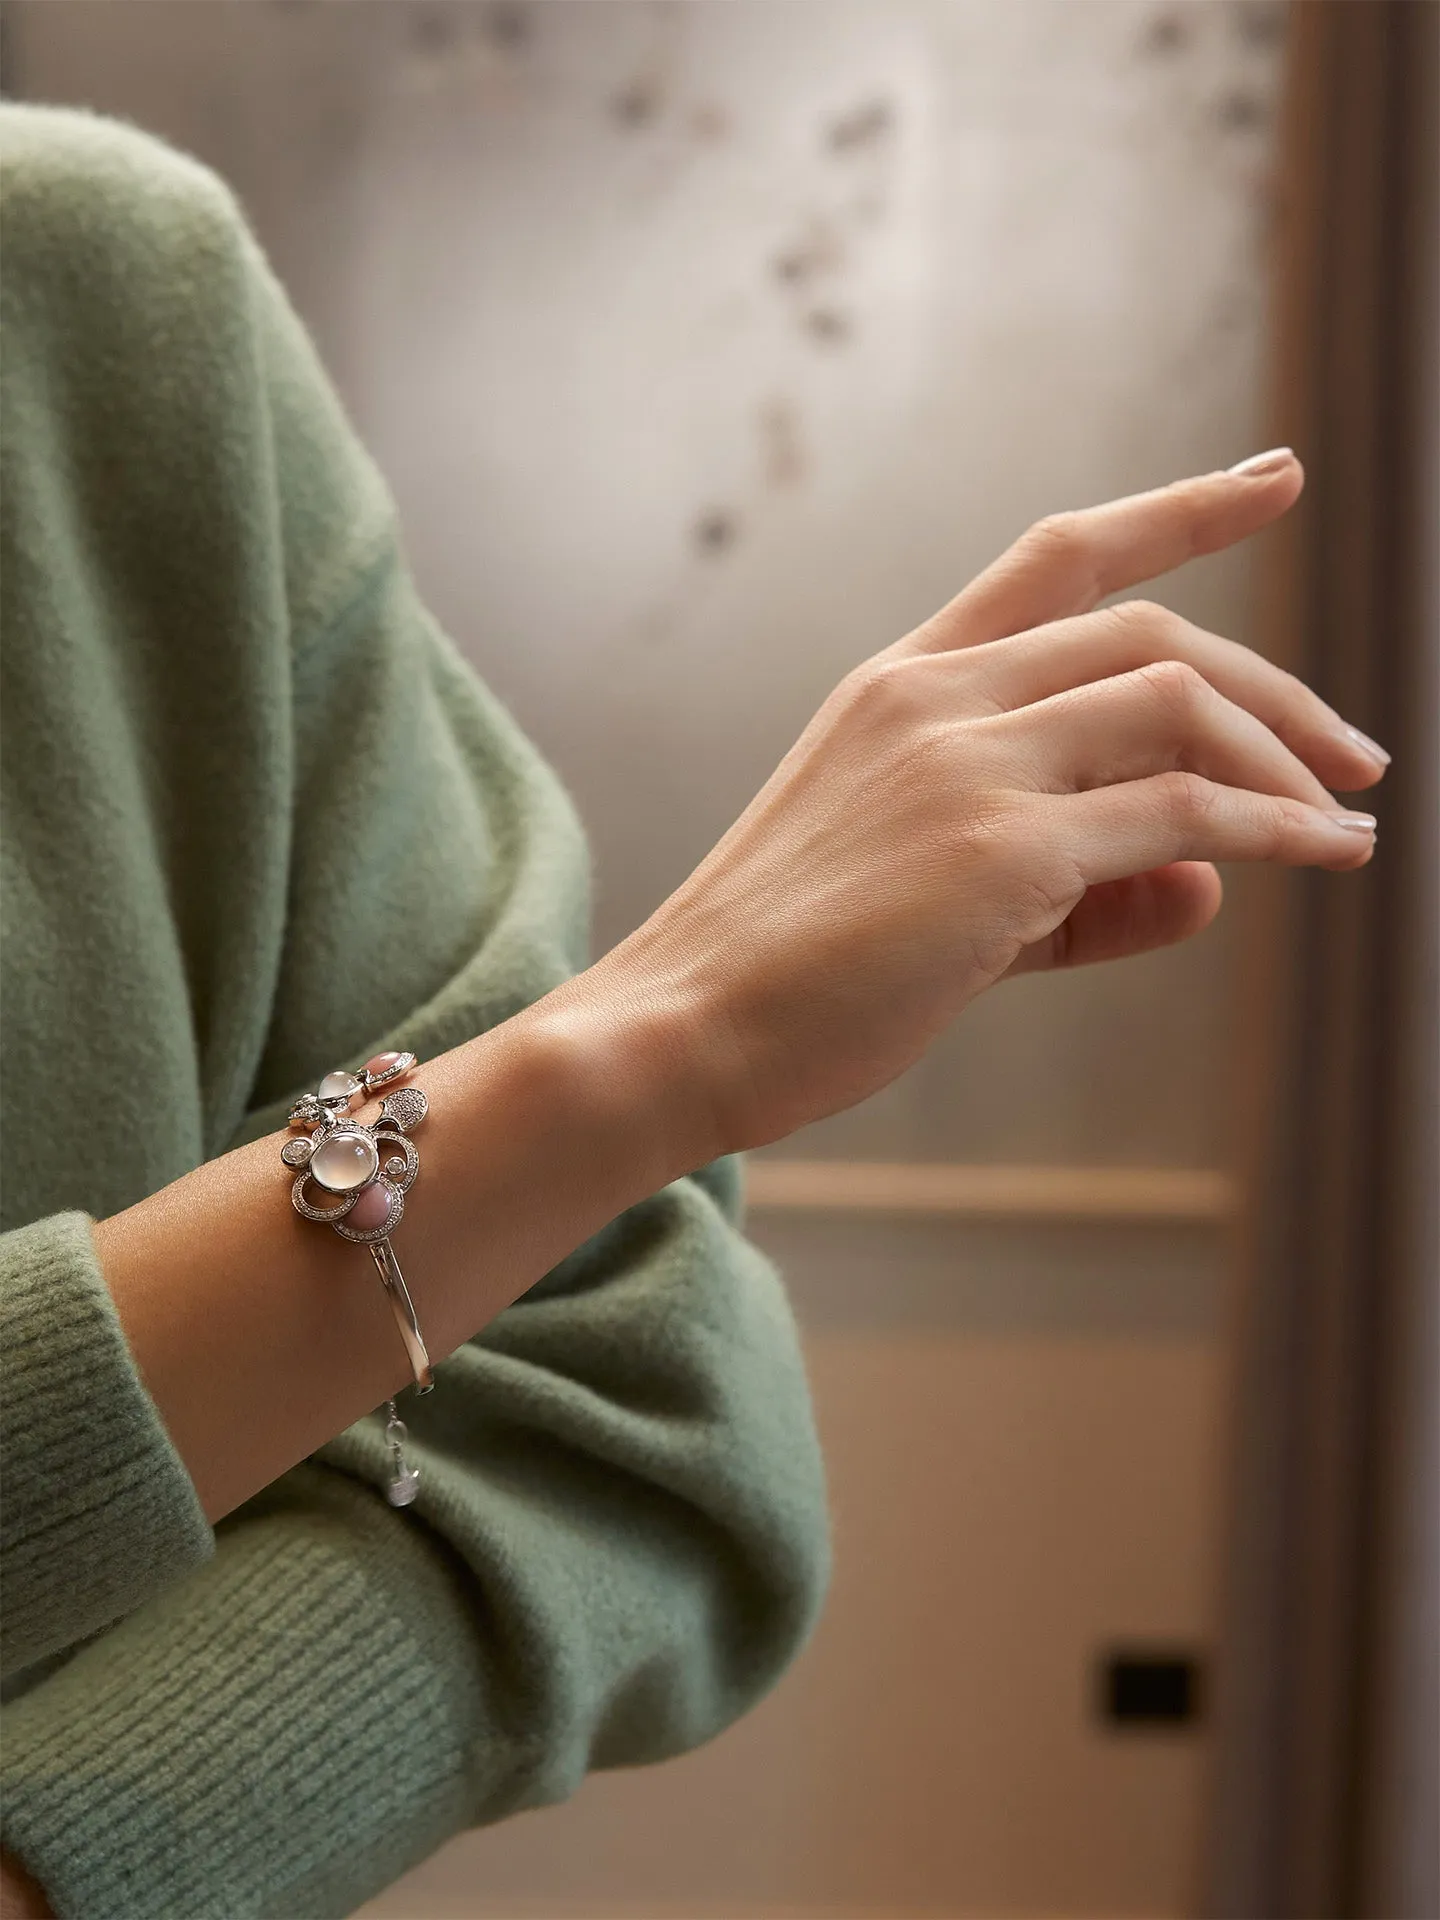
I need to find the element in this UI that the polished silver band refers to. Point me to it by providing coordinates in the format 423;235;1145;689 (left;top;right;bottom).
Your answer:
368;1238;434;1395
282;1050;433;1504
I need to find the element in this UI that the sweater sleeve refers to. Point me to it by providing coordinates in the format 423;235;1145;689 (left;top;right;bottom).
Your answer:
0;1172;828;1920
0;1214;215;1681
0;116;829;1920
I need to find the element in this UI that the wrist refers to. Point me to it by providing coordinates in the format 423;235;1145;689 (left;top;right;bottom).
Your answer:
512;961;724;1188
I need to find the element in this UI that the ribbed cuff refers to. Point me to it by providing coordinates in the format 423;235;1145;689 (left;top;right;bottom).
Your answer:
1;1211;214;1680
0;1465;490;1920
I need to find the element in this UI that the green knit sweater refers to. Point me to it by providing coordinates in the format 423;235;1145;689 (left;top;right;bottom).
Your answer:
0;106;828;1920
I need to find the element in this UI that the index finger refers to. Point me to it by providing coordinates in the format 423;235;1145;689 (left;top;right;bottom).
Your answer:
904;449;1303;654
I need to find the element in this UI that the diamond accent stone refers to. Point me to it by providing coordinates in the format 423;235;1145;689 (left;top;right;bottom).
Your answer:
380;1086;428;1133
288;1093;324;1128
280;1136;313;1169
372;1130;419;1193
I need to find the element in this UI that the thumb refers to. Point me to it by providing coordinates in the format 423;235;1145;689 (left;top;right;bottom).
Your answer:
1004;862;1224;976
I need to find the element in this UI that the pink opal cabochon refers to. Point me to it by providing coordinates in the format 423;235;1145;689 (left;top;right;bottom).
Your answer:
347;1182;393;1233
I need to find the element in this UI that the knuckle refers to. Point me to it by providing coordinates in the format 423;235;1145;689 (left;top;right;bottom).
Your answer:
845;655;925;721
1024;511;1086;564
1013;511;1103;610
1136;655;1207;714
840;657;890;703
1155;768;1217;825
1268;795;1316;844
1107;597;1177;642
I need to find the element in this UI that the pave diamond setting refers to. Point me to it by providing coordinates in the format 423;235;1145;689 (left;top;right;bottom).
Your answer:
380;1086;428;1134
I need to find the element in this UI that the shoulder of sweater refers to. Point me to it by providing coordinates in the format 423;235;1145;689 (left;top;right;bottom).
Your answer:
0;103;248;278
0;103;397;651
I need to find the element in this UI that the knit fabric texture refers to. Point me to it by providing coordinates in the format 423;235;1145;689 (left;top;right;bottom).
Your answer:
0;105;829;1919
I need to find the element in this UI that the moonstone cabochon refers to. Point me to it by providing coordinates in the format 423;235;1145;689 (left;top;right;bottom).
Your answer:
318;1070;362;1103
309;1130;380;1193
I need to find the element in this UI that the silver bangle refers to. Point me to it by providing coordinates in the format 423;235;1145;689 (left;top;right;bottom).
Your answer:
282;1050;433;1506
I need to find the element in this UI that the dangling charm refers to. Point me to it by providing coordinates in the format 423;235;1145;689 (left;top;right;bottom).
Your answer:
384;1402;420;1507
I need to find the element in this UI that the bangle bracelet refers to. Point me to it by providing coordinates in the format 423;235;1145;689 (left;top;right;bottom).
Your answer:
283;1050;433;1506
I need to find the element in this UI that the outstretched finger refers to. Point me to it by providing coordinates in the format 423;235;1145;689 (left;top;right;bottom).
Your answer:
955;602;1389;794
903;450;1302;654
1056;771;1376;887
984;659;1337;810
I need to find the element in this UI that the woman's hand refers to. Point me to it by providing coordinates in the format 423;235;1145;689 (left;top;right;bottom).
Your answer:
590;452;1387;1158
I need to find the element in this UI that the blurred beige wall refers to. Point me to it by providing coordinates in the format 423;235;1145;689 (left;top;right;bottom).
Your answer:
9;3;1289;1913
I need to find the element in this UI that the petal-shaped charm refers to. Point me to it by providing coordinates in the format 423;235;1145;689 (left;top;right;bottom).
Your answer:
380;1086;428;1133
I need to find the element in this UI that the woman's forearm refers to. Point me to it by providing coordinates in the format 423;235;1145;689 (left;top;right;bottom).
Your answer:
94;981;705;1523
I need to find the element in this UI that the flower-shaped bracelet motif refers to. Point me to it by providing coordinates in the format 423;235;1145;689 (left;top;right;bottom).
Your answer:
282;1050;432;1505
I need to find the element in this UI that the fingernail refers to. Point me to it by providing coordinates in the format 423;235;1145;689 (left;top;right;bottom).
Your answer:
1341;723;1391;766
1228;446;1295;477
1328;811;1377;834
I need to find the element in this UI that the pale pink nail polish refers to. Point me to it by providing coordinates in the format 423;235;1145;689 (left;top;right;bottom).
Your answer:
1228;447;1295;477
1342;724;1391;766
1329;812;1378;833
